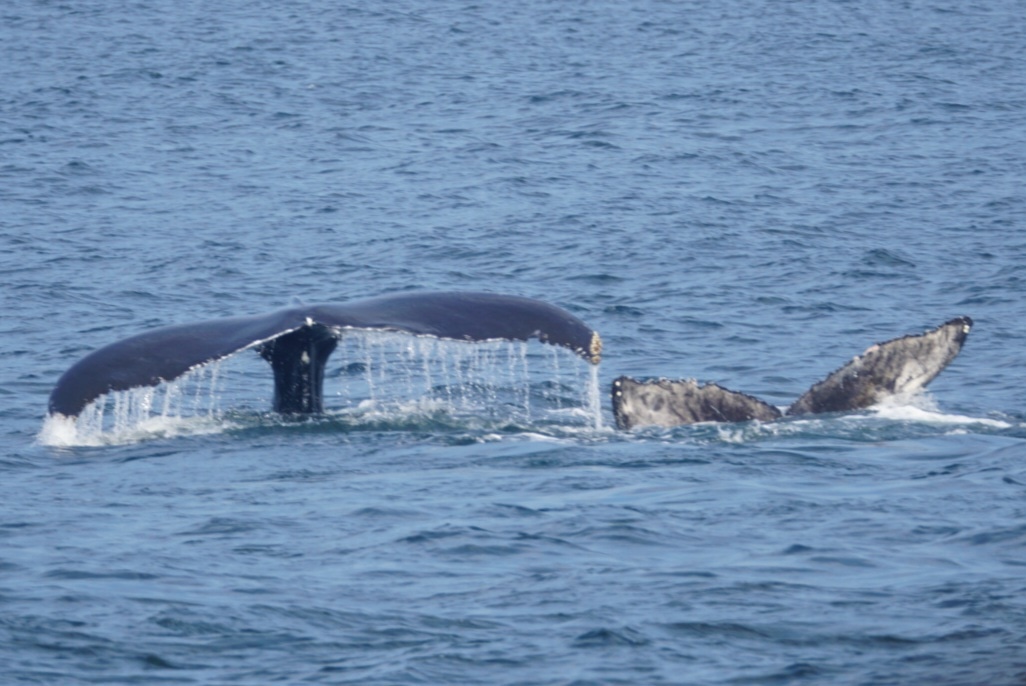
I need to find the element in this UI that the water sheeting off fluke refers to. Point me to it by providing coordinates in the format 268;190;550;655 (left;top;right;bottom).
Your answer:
48;291;601;419
326;332;603;428
38;331;604;446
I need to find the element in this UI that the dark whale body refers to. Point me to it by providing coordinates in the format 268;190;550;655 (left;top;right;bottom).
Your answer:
48;292;602;418
612;317;972;430
48;293;972;432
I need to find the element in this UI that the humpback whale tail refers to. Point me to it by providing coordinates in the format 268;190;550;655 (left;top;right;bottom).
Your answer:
48;292;602;419
612;317;972;430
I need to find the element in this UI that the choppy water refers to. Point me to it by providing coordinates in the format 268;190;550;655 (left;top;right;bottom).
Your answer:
3;1;1026;683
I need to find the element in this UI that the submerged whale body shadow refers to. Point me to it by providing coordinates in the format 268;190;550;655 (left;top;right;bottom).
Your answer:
611;317;973;430
48;292;602;419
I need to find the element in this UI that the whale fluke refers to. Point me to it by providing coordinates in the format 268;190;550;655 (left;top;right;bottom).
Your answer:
611;317;972;430
48;292;602;418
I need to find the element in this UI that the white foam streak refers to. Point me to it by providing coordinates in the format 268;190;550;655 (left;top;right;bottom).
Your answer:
869;399;1011;429
697;394;1011;444
38;412;227;448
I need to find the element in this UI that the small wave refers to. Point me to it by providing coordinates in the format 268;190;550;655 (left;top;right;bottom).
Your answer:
573;626;650;648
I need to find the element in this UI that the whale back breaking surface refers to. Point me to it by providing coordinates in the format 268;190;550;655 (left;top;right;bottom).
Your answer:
612;377;782;430
611;317;972;430
48;292;601;418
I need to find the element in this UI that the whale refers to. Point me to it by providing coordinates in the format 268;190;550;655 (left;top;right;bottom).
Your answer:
47;291;602;418
48;293;972;431
611;317;972;430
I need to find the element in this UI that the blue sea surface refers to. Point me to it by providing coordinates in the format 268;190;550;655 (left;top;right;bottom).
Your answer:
3;1;1026;683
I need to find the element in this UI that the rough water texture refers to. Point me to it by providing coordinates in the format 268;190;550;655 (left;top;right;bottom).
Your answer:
3;1;1026;684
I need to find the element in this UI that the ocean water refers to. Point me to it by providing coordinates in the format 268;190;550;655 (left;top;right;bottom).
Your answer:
3;0;1026;683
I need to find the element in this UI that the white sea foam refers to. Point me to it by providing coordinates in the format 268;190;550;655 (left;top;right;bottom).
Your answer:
703;394;1011;444
868;398;1012;429
38;411;228;448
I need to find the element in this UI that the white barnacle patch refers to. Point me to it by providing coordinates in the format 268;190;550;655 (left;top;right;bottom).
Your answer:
301;351;310;364
588;331;603;364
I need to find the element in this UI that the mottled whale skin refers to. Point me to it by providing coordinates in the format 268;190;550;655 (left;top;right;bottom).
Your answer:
611;378;782;429
48;291;602;418
612;317;972;430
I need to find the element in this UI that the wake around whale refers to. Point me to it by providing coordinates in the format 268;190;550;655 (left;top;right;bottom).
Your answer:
47;290;970;431
611;317;972;430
